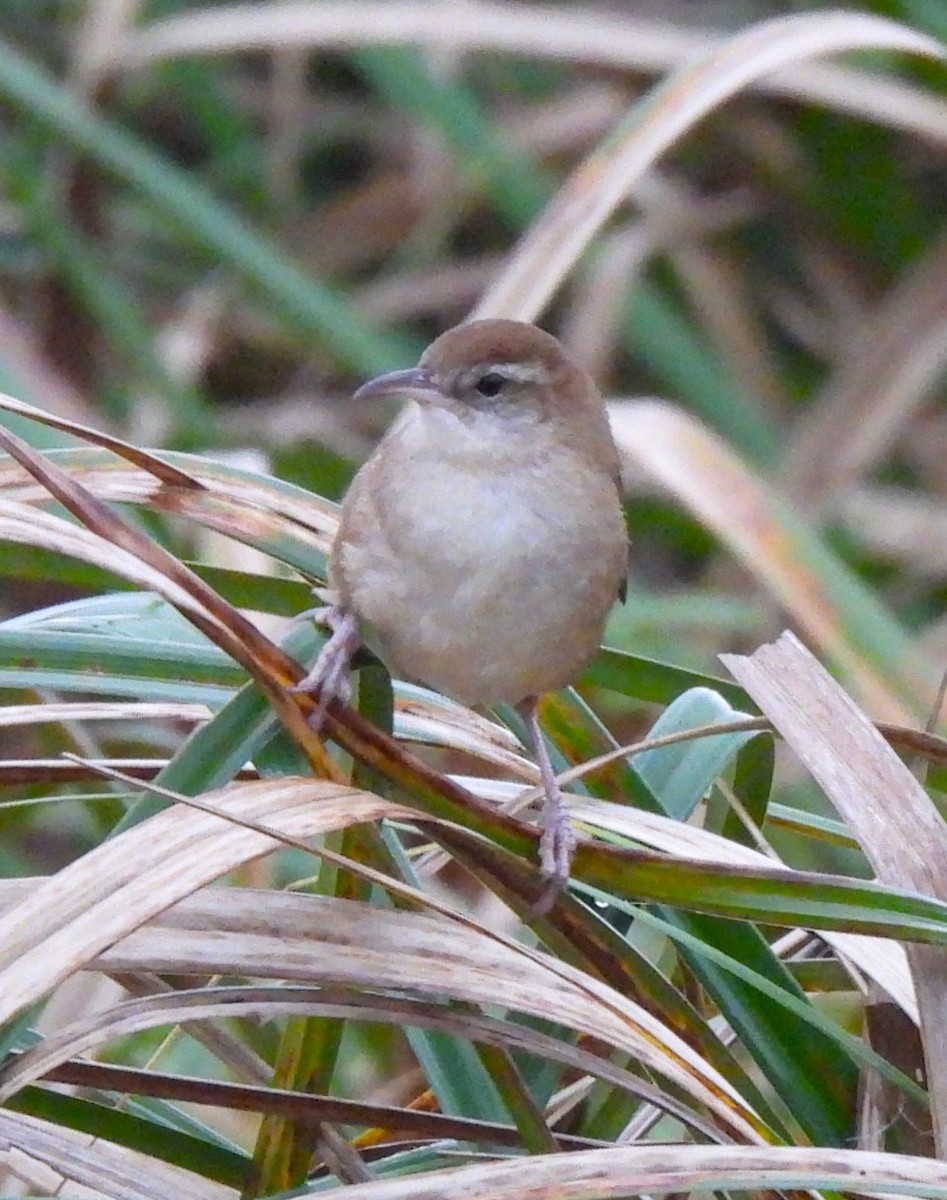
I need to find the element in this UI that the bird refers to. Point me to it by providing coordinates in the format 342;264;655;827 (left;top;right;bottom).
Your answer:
295;318;629;907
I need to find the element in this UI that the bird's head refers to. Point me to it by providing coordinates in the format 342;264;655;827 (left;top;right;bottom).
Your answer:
353;319;598;428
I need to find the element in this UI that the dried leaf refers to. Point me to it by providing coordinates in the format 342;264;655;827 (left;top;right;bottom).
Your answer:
721;631;947;1155
609;400;933;719
0;1108;230;1200
473;10;941;319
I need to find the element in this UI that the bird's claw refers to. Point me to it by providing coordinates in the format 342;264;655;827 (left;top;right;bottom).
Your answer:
533;802;577;915
291;605;360;730
539;807;577;883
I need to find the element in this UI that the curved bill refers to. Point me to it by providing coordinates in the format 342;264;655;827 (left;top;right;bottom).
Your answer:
352;366;444;405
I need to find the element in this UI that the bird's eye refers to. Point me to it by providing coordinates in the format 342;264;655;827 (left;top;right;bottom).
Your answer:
474;371;506;398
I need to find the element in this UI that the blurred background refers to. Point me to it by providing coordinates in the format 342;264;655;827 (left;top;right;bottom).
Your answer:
2;7;947;1186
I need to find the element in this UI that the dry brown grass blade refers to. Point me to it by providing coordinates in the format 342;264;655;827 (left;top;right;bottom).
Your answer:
471;11;941;320
721;630;947;1155
567;795;915;1025
608;400;931;719
9;757;917;1031
0;779;391;1026
484;718;947;819
0;689;525;783
0;453;336;557
0;423;345;780
139;1139;947;1200
41;1057;607;1151
783;231;947;518
397;693;532;778
0;424;290;673
0;758;177;785
0;390;203;489
0;701;211;729
0;500;258;654
543;718;947;797
0;847;762;1140
3;978;720;1140
116;4;947;146
0;391;340;559
0;1108;231;1200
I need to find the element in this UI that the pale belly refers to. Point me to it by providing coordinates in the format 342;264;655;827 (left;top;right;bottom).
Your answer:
332;449;627;706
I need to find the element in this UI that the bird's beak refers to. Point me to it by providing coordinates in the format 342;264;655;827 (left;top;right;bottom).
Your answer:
353;367;446;406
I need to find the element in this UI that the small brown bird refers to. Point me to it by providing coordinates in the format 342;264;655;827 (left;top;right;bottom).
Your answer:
298;319;628;902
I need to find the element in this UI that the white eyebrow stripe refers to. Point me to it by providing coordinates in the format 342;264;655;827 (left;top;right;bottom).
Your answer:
464;361;548;386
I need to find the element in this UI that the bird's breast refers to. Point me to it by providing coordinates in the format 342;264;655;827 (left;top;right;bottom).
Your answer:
332;421;627;706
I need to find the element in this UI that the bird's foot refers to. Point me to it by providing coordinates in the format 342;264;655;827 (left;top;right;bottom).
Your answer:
535;792;578;915
539;795;577;881
292;604;360;730
518;698;577;915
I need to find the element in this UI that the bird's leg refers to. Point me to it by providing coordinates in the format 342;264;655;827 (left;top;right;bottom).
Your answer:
292;603;360;729
518;697;577;912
